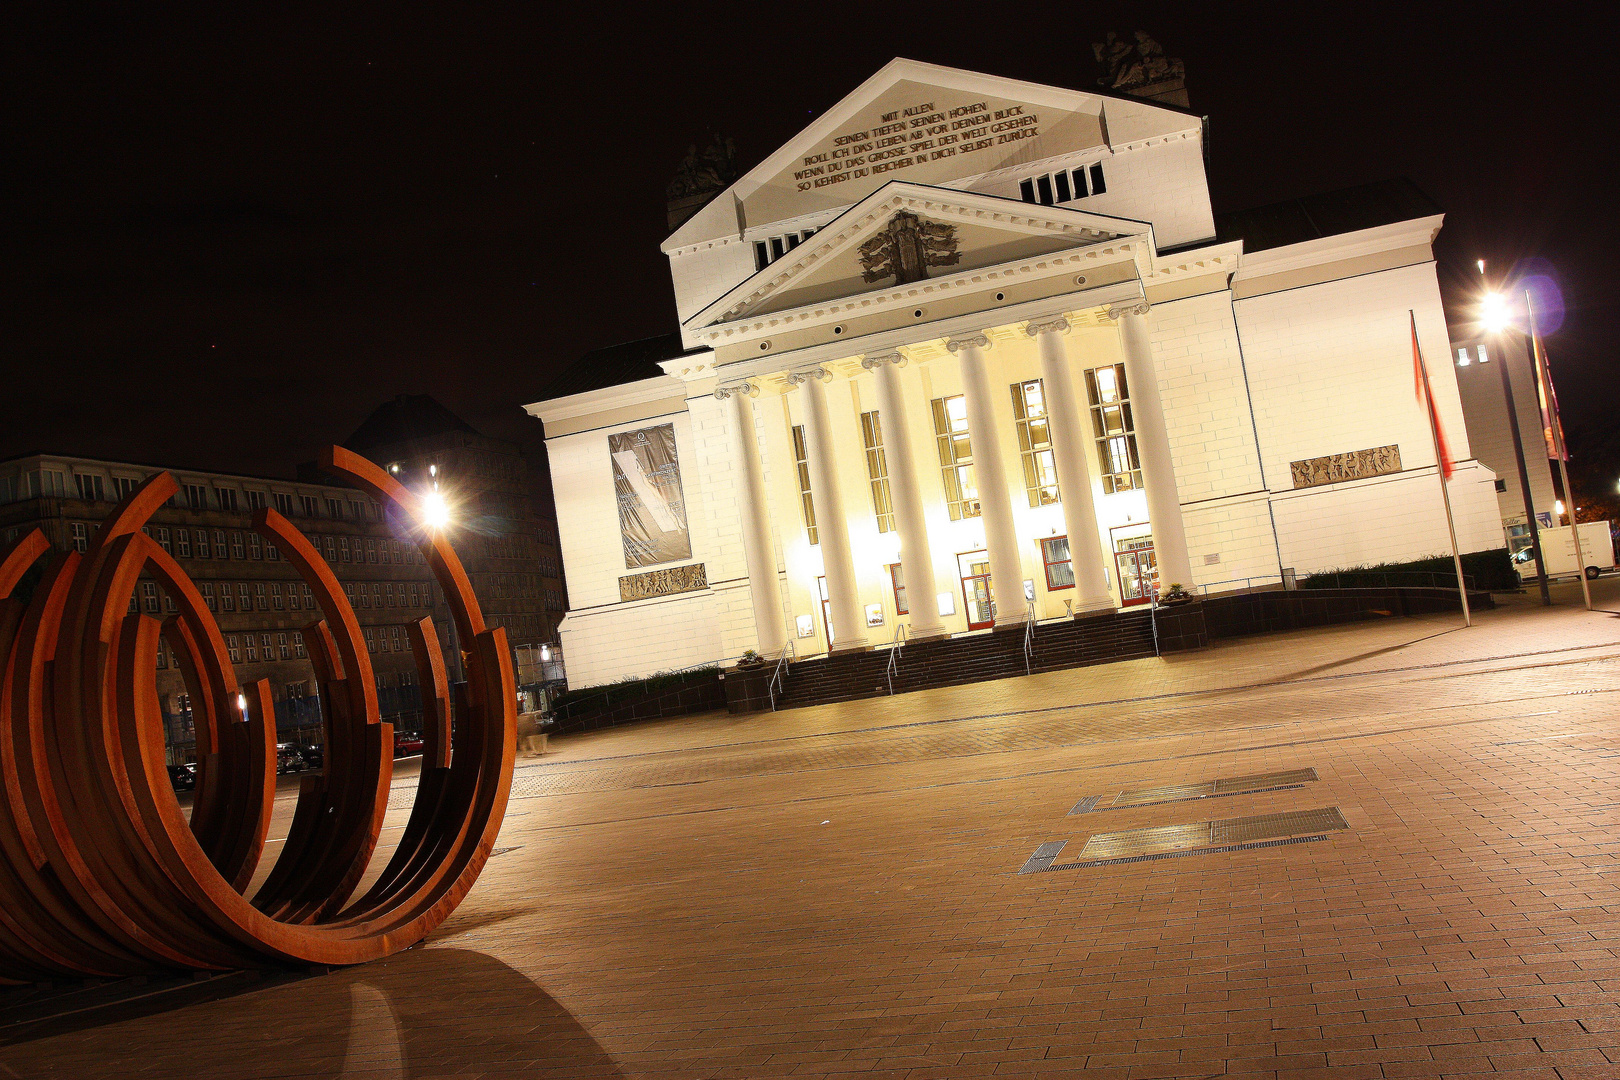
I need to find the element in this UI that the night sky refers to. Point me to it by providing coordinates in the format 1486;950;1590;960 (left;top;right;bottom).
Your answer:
7;4;1615;479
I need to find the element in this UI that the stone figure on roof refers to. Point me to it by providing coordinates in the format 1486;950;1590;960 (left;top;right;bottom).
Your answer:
1093;31;1184;91
667;134;738;200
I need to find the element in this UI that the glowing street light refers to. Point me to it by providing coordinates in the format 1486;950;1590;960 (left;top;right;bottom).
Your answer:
421;490;452;530
1481;291;1512;334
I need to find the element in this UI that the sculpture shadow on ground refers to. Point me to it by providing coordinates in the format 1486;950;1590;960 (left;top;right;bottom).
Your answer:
0;947;622;1078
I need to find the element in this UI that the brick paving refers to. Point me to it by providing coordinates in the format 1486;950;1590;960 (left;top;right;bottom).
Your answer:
4;580;1620;1078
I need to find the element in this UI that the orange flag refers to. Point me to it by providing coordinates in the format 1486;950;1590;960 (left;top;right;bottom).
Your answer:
1411;312;1453;480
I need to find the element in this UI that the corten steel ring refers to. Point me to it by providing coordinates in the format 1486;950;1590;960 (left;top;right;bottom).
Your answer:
0;447;515;979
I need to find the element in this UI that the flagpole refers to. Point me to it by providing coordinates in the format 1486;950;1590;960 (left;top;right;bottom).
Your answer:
1412;310;1471;627
1526;290;1592;610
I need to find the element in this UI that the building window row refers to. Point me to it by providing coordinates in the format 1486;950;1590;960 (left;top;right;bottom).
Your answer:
1018;162;1106;206
753;228;820;271
792;425;818;545
134;578;435;616
860;411;895;534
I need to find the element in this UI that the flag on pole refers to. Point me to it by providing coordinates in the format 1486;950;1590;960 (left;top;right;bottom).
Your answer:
1411;312;1453;480
1527;297;1569;461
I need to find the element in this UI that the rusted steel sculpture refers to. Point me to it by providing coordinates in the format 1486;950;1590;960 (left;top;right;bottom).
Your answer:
0;447;515;979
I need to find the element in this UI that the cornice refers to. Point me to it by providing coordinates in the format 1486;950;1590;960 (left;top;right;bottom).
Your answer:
523;369;690;424
1231;215;1445;281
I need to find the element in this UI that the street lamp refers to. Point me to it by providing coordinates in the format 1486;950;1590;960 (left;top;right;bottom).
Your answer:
421;489;452;531
1476;267;1551;605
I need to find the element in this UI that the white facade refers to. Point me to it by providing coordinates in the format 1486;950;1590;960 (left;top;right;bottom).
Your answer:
527;60;1505;688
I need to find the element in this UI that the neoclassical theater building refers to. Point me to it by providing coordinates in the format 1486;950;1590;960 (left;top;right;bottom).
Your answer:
527;59;1504;688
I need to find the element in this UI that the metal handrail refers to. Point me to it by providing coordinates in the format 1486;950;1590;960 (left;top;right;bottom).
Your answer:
1022;602;1036;675
767;639;796;712
884;622;908;696
1149;596;1161;657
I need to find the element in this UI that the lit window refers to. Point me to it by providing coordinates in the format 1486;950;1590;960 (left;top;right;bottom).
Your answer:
792;425;818;545
860;411;895;533
1085;364;1143;494
930;395;980;520
1041;536;1074;590
1011;379;1060;507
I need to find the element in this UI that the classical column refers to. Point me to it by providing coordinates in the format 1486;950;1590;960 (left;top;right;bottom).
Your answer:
947;332;1029;629
714;382;786;657
787;367;868;652
860;351;946;639
1025;318;1114;613
1109;301;1194;588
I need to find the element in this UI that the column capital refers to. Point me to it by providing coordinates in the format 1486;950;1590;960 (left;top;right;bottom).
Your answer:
859;350;908;371
785;367;833;387
712;381;760;401
945;332;991;354
1106;300;1151;321
1024;316;1071;337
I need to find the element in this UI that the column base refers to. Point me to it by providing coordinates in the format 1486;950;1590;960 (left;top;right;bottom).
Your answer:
1071;597;1117;617
903;622;948;641
828;638;870;654
991;613;1032;632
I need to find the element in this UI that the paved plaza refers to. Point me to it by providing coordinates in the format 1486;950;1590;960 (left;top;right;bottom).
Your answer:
4;582;1620;1079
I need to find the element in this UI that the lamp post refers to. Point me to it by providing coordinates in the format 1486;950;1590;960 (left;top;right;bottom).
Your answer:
1479;274;1551;605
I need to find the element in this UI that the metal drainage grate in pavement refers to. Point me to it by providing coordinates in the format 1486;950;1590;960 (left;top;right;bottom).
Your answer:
1070;768;1318;814
1078;805;1347;860
1017;840;1068;874
1043;833;1330;872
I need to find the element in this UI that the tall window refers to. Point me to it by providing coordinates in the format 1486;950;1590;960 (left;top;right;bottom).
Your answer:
791;425;818;545
1011;379;1060;507
215;488;238;512
193;528;210;559
271;583;284;611
888;563;908;614
326;497;343;519
860;411;895;533
112;476;138;500
185;483;208;508
930;395;979;520
273;492;293;516
246;490;266;511
176;530;191;558
157;527;171;554
222;583;235;612
1085;363;1143;493
1041;536;1074;590
226;635;240;663
143;581;159;614
70;522;88;553
244;635;257;662
201;582;215;611
75;474;106;501
237;583;250;611
248;533;262;560
213;530;227;559
230;531;245;560
293;631;306;659
254;583;267;610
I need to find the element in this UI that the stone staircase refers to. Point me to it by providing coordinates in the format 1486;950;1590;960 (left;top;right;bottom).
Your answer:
770;608;1157;710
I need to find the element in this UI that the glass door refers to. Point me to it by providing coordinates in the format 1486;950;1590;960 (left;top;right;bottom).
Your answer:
1114;538;1158;606
817;576;834;645
957;550;995;630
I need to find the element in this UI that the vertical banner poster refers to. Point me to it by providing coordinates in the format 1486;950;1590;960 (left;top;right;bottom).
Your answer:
610;424;691;568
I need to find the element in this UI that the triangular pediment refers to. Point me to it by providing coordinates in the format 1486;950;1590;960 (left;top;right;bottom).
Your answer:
664;58;1199;252
684;182;1147;330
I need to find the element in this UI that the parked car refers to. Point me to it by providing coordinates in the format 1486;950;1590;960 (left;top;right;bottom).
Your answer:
293;743;323;770
393;732;425;758
167;763;197;792
276;743;305;774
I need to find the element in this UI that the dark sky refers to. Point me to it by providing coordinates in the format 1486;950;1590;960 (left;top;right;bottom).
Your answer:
6;3;1615;478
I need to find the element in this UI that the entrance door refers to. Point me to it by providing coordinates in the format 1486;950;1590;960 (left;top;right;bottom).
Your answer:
1114;538;1158;606
957;550;995;630
817;576;834;645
